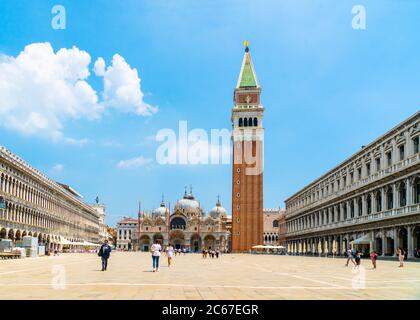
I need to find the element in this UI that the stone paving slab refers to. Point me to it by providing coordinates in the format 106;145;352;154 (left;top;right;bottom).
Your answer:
0;252;419;299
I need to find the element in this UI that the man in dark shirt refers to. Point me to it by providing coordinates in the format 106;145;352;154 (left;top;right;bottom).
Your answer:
98;240;112;271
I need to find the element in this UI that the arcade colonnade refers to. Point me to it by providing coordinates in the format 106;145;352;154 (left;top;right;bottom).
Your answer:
0;146;101;252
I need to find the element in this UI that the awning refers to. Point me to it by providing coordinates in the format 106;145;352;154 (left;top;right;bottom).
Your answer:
350;234;373;245
252;245;286;249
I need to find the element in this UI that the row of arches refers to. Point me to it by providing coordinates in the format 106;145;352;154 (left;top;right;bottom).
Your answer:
238;117;258;127
0;201;57;230
286;225;420;258
134;231;228;252
264;233;279;243
0;227;82;243
288;176;420;232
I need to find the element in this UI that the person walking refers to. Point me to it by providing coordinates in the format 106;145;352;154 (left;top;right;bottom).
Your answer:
370;250;378;269
354;251;361;269
397;248;405;267
151;241;162;272
166;244;174;268
98;240;112;271
215;250;220;259
345;248;355;267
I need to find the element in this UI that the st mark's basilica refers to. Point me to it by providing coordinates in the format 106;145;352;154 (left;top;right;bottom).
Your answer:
117;187;231;252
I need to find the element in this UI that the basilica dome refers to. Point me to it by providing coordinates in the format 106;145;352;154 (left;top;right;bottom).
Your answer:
153;198;168;217
175;187;200;210
209;197;227;219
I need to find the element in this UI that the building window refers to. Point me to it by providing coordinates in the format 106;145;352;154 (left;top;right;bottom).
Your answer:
399;144;405;161
414;178;420;204
358;198;363;216
366;163;371;176
350;202;354;218
399;183;406;207
244;118;248;127
366;195;372;214
376;191;382;212
238;118;243;127
273;220;279;228
357;168;362;180
343;176;346;188
413;136;419;154
375;158;381;172
386;188;393;210
386;152;392;166
350;172;354;183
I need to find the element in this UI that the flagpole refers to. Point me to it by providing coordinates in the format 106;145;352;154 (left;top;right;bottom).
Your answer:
167;201;171;246
198;201;201;250
137;201;141;251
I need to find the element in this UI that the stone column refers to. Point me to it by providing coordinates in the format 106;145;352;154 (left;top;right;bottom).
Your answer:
382;230;388;256
354;198;359;218
340;203;344;221
381;187;386;211
371;192;376;213
393;228;398;257
407;226;413;258
361;194;367;216
406;178;413;206
392;184;398;209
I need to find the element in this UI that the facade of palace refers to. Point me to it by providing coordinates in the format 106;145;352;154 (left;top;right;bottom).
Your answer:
117;189;231;252
231;42;264;252
263;208;285;245
0;146;102;252
284;112;420;258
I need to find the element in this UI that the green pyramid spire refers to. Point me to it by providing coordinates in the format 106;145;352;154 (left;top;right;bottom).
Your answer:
239;55;257;87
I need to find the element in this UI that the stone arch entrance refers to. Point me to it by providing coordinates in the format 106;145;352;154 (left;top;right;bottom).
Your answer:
414;226;420;256
375;236;383;255
190;234;201;252
0;228;7;239
170;230;185;249
139;235;151;252
8;229;14;241
153;233;164;245
204;234;216;250
15;230;21;241
398;228;408;259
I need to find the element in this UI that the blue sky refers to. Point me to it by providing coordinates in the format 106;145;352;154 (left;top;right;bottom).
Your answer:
0;0;419;226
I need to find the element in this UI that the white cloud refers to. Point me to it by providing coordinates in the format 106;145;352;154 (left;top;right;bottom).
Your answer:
52;163;64;173
0;42;156;142
94;54;158;116
117;156;153;169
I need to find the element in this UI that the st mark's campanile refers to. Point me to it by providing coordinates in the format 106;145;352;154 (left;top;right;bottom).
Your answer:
231;41;264;252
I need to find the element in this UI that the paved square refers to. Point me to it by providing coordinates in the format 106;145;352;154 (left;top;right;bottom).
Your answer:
0;252;419;299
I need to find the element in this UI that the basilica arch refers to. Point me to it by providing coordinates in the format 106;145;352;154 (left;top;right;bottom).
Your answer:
190;234;201;253
139;235;151;252
169;229;185;249
203;234;216;250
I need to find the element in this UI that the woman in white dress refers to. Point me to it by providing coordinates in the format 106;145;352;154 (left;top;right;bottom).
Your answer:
166;244;174;268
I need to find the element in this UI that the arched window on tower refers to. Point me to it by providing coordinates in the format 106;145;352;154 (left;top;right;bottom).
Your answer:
244;118;248;127
238;118;243;127
248;117;253;127
254;117;258;126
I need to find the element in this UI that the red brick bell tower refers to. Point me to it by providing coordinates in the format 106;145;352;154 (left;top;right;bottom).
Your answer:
231;41;264;252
